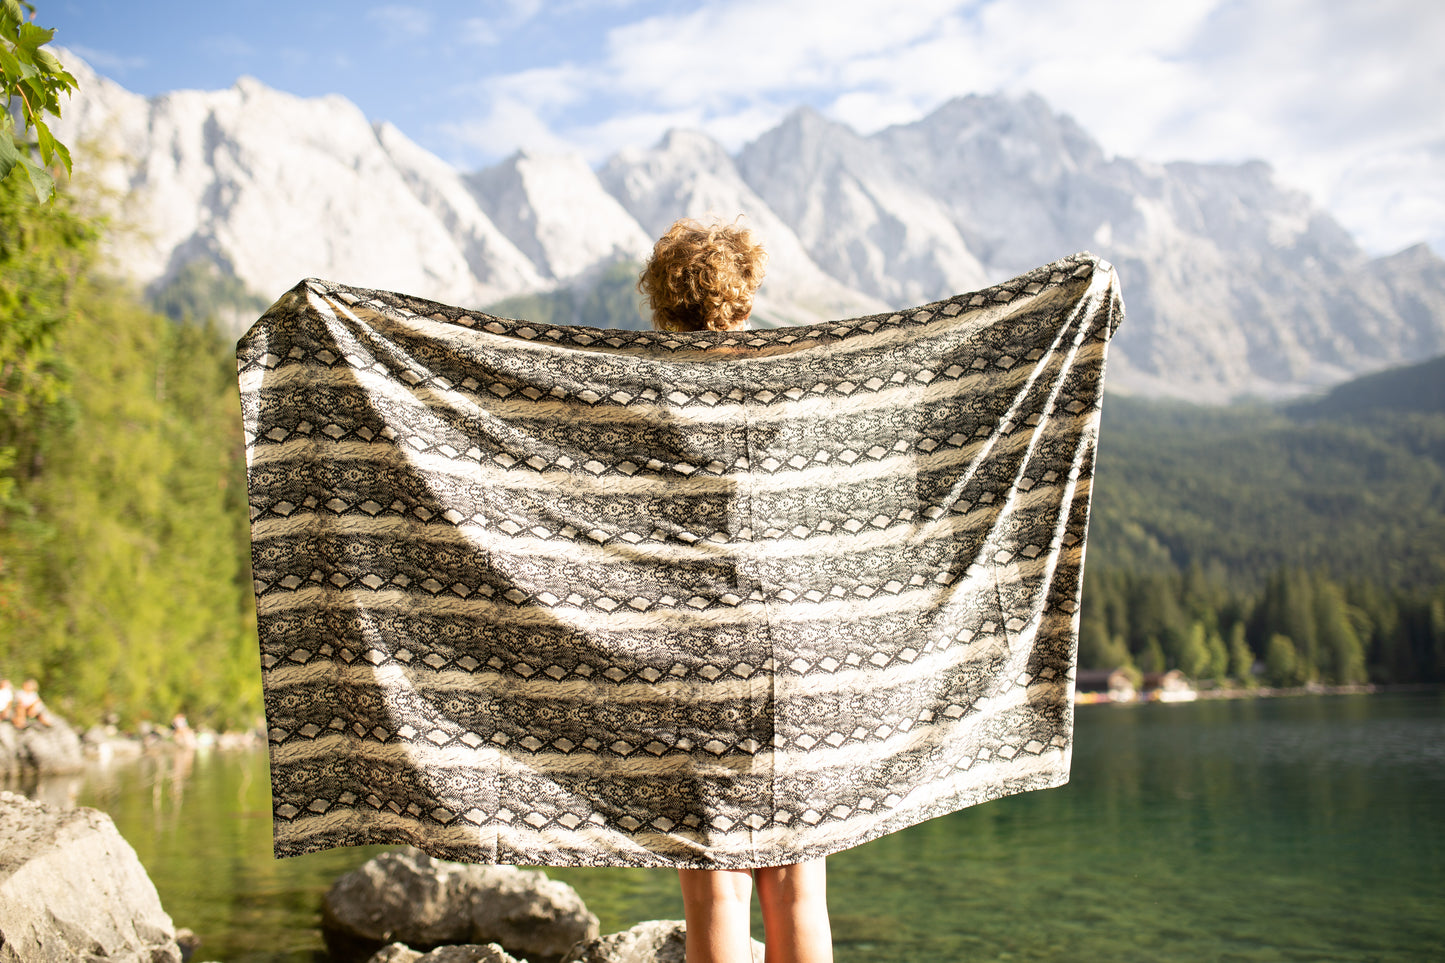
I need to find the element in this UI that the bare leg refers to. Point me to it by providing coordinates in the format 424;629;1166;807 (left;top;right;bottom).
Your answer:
755;860;832;963
678;867;756;963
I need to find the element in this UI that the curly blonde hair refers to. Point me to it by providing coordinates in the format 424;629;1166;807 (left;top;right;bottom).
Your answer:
637;218;767;332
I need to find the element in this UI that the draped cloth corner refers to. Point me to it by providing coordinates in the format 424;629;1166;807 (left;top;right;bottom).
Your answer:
239;253;1124;868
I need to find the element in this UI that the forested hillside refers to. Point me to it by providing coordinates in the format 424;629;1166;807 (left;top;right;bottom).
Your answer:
1091;393;1445;589
1082;379;1445;687
0;176;257;728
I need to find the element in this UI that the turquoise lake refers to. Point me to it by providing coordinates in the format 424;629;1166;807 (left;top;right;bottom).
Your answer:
19;690;1445;962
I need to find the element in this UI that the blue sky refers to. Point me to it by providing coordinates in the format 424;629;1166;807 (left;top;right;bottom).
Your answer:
45;0;1445;257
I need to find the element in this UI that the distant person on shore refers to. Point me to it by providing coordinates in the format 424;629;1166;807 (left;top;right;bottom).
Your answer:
171;712;198;749
637;218;833;963
0;678;12;722
12;678;52;728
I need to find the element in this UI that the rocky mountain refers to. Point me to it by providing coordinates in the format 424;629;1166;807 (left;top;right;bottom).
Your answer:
748;96;1445;400
51;51;1445;401
598;129;884;325
736;107;990;307
466;150;652;283
60;62;544;310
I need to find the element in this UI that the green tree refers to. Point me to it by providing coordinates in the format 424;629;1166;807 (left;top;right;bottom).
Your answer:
0;168;93;630
1079;613;1133;671
1389;589;1445;684
149;258;270;324
1252;570;1320;682
1125;572;1188;669
1204;625;1229;681
1137;637;1166;675
1090;393;1445;591
1176;621;1213;680
578;259;646;328
4;277;258;726
0;173;258;727
0;0;76;201
1264;634;1305;687
1313;580;1367;684
1347;579;1401;681
489;260;647;331
0;172;91;466
1227;622;1256;686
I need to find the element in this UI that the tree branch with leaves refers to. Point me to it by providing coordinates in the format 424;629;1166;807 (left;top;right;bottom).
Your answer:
0;0;75;202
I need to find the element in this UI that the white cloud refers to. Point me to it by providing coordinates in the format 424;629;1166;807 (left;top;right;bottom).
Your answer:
366;4;433;39
200;34;256;60
565;107;707;159
62;44;146;75
458;0;545;47
507;0;545;24
826;90;930;137
1323;139;1445;256
601;0;968;110
460;18;501;47
437;0;1443;254
441;62;593;159
463;0;1227;158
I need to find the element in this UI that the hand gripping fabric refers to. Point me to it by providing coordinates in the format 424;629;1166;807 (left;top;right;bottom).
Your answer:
238;253;1124;867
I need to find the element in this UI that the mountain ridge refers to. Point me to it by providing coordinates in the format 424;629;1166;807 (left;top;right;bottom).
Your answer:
1286;353;1445;419
50;50;1445;402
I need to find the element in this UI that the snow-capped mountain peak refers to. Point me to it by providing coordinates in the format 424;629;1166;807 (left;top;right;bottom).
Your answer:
47;50;1445;400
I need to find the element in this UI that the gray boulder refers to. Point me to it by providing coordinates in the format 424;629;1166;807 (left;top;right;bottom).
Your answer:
323;847;599;963
563;920;765;963
1;715;86;775
0;724;17;779
0;790;182;962
81;724;146;764
368;944;426;963
366;943;527;963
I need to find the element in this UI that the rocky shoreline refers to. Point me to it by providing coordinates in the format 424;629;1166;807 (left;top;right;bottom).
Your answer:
0;711;263;782
1;769;755;963
317;847;755;963
323;849;595;963
0;716;86;780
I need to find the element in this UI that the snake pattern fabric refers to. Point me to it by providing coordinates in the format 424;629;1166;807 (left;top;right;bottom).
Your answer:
239;253;1123;867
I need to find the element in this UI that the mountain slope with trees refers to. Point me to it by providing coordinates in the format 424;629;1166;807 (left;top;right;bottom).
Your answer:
1091;393;1445;590
1081;371;1445;687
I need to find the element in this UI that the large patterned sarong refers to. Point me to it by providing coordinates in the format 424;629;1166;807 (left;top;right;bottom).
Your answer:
239;253;1123;867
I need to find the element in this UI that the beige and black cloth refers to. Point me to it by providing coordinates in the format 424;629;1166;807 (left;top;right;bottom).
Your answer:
239;253;1124;867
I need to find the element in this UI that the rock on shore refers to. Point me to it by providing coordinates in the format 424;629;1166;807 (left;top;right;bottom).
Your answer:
323;848;599;963
0;716;85;778
0;790;183;962
369;943;528;963
337;855;771;963
563;920;765;963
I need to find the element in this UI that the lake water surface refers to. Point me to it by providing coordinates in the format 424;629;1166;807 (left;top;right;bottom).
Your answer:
22;691;1444;962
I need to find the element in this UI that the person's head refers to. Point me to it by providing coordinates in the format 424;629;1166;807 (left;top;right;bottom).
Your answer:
22;679;37;692
638;217;767;332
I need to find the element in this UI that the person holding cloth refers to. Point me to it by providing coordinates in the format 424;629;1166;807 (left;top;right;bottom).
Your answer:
637;217;833;963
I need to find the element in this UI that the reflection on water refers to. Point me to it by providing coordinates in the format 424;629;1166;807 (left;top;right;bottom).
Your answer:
10;691;1444;962
829;693;1445;962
